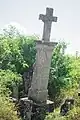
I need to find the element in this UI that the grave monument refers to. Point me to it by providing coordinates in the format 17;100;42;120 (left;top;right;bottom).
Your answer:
20;7;58;120
28;7;57;103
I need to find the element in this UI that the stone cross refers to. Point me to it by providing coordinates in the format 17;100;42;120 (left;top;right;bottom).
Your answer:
39;7;57;42
28;7;57;103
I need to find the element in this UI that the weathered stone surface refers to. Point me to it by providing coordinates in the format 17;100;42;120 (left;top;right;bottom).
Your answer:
12;82;18;100
22;66;33;95
28;41;57;103
19;97;33;120
39;7;57;42
19;97;54;120
60;98;74;116
28;7;57;104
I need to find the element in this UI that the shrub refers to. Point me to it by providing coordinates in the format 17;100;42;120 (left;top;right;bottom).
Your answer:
45;107;80;120
0;95;21;120
0;69;22;96
0;35;36;74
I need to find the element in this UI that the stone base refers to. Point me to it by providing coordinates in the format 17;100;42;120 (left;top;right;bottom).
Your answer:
19;97;54;120
28;88;48;103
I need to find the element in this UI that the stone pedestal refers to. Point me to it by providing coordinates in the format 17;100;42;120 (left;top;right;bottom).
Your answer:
28;40;57;103
19;97;54;120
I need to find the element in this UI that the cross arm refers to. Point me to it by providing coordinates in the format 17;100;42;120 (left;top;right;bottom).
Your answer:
39;14;46;22
39;14;57;22
52;16;57;22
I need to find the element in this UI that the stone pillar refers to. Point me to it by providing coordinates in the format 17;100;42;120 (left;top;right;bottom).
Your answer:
28;40;57;103
12;82;18;100
23;71;30;95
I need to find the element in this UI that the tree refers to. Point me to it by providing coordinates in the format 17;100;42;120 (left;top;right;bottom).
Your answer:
0;23;26;39
48;42;71;104
0;35;36;74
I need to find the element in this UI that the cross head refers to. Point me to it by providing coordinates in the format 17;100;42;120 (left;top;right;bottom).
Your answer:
39;7;57;42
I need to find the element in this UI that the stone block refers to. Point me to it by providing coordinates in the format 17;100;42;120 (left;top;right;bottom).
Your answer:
19;97;54;120
28;88;48;103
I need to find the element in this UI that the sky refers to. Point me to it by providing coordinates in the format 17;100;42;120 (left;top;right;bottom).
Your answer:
0;0;80;55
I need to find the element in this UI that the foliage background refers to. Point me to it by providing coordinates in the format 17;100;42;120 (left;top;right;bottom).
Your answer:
0;25;80;119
